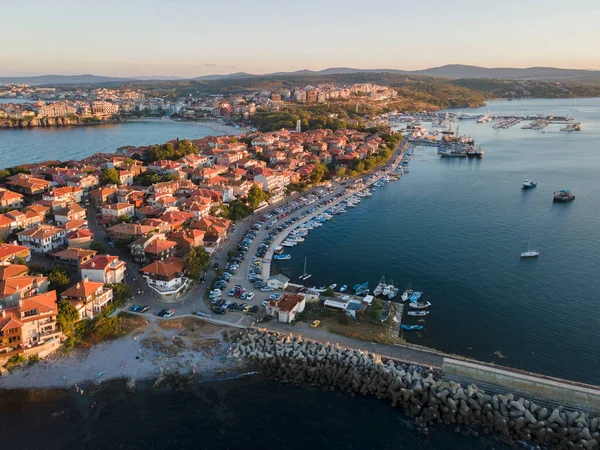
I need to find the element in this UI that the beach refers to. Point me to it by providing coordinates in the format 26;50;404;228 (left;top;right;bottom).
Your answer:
0;316;245;390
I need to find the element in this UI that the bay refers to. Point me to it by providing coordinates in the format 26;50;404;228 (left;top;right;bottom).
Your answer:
0;119;231;169
274;98;600;385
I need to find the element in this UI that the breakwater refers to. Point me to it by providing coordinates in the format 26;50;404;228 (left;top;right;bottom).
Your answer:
231;329;600;449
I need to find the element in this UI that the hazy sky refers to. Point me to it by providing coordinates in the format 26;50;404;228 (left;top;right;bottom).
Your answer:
1;0;599;77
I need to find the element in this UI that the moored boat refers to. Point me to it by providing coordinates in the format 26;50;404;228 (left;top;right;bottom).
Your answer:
409;301;431;309
409;291;423;303
401;286;413;302
373;276;386;296
401;324;424;331
553;190;575;202
339;284;347;292
408;310;429;317
273;254;291;260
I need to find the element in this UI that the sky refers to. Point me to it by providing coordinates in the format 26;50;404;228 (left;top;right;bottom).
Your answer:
1;0;599;77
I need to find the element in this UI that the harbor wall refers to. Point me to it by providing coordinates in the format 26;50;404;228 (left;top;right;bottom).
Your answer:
443;358;600;415
232;329;600;449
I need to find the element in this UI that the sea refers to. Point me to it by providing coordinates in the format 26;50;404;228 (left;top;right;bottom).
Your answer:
2;97;599;449
0;374;507;450
273;97;600;386
0;111;229;169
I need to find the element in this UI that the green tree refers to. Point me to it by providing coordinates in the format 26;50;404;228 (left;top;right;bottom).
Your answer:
90;241;108;254
366;298;384;322
108;283;132;305
48;266;71;294
247;184;269;210
186;246;211;283
336;167;347;178
323;287;335;297
0;169;10;182
309;162;327;184
57;299;79;332
118;215;132;224
100;168;120;185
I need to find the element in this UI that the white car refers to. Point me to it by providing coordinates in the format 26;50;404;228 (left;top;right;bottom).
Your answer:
246;292;255;300
270;293;282;300
260;287;273;292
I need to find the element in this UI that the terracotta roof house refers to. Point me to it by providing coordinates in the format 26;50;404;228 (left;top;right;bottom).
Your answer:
6;175;52;196
17;225;67;253
144;238;177;262
53;247;97;266
80;255;126;285
107;223;154;241
0;243;31;264
170;229;205;252
61;278;113;320
67;228;94;249
54;203;86;225
266;293;306;323
140;258;188;301
0;188;24;209
0;274;48;307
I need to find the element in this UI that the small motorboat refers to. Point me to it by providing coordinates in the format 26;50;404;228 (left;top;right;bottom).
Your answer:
401;324;423;331
339;285;347;292
409;291;423;303
522;180;537;189
409;301;432;309
408;311;429;317
401;286;413;302
329;283;337;290
273;254;291;260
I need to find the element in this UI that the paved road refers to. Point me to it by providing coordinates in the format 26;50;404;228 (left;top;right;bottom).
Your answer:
263;320;444;368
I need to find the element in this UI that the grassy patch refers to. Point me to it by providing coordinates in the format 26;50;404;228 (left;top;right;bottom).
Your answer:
73;312;147;347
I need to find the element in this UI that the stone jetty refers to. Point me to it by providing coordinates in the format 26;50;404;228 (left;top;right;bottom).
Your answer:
231;329;600;449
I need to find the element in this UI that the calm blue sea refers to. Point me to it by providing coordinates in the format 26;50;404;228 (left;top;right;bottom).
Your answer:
274;98;600;384
0;119;222;168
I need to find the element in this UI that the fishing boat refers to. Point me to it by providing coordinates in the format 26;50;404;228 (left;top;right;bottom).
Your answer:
380;302;391;322
409;301;431;309
409;291;423;303
329;284;337;290
373;276;386;296
408;311;429;317
355;282;369;296
281;241;297;247
520;236;539;258
401;285;413;302
274;245;284;255
299;257;311;280
522;180;537;189
273;254;291;260
387;280;399;299
401;324;424;331
553;190;575;202
339;285;347;292
382;282;392;297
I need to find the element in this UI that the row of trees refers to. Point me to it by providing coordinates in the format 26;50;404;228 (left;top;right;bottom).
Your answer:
141;139;198;163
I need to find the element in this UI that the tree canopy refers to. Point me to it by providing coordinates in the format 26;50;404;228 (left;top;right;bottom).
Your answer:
186;246;211;283
100;168;120;186
90;241;107;254
310;162;327;184
48;266;71;294
247;184;270;210
57;299;78;332
143;139;198;163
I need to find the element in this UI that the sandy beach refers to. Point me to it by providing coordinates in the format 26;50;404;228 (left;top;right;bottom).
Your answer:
0;317;245;390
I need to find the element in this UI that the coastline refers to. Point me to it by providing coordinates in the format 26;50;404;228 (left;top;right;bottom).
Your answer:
0;316;244;390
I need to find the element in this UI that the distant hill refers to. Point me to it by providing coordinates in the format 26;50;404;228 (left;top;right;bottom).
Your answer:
0;74;137;85
191;65;600;83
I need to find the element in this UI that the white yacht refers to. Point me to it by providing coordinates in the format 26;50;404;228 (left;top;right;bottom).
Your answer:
520;237;539;258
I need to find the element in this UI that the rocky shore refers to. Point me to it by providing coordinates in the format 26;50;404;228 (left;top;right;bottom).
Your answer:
0;116;115;129
232;329;600;450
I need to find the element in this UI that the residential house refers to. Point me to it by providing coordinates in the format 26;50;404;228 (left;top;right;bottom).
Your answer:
129;233;166;264
140;258;188;301
0;269;48;308
0;188;24;209
67;228;94;249
89;187;117;206
17;225;67;253
106;223;154;241
266;273;289;290
54;203;86;225
266;293;306;323
144;238;177;262
0;243;31;264
53;247;97;267
6;175;52;196
5;291;62;350
191;216;231;247
61;278;113;320
118;170;134;186
169;229;205;252
80;255;126;285
43;186;83;205
102;203;135;221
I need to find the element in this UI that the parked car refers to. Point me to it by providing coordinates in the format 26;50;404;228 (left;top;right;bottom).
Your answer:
249;305;259;314
260;287;273;292
270;293;282;300
237;303;247;311
227;302;238;310
140;305;151;313
158;309;175;318
194;311;211;318
242;305;252;314
130;305;142;312
212;306;226;315
228;288;236;297
245;292;255;301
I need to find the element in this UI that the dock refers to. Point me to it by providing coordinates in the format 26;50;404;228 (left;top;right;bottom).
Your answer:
391;302;404;338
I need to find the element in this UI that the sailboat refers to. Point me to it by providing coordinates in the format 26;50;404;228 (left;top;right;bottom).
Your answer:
387;279;399;299
520;236;539;258
401;284;413;302
373;276;386;296
299;257;312;280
